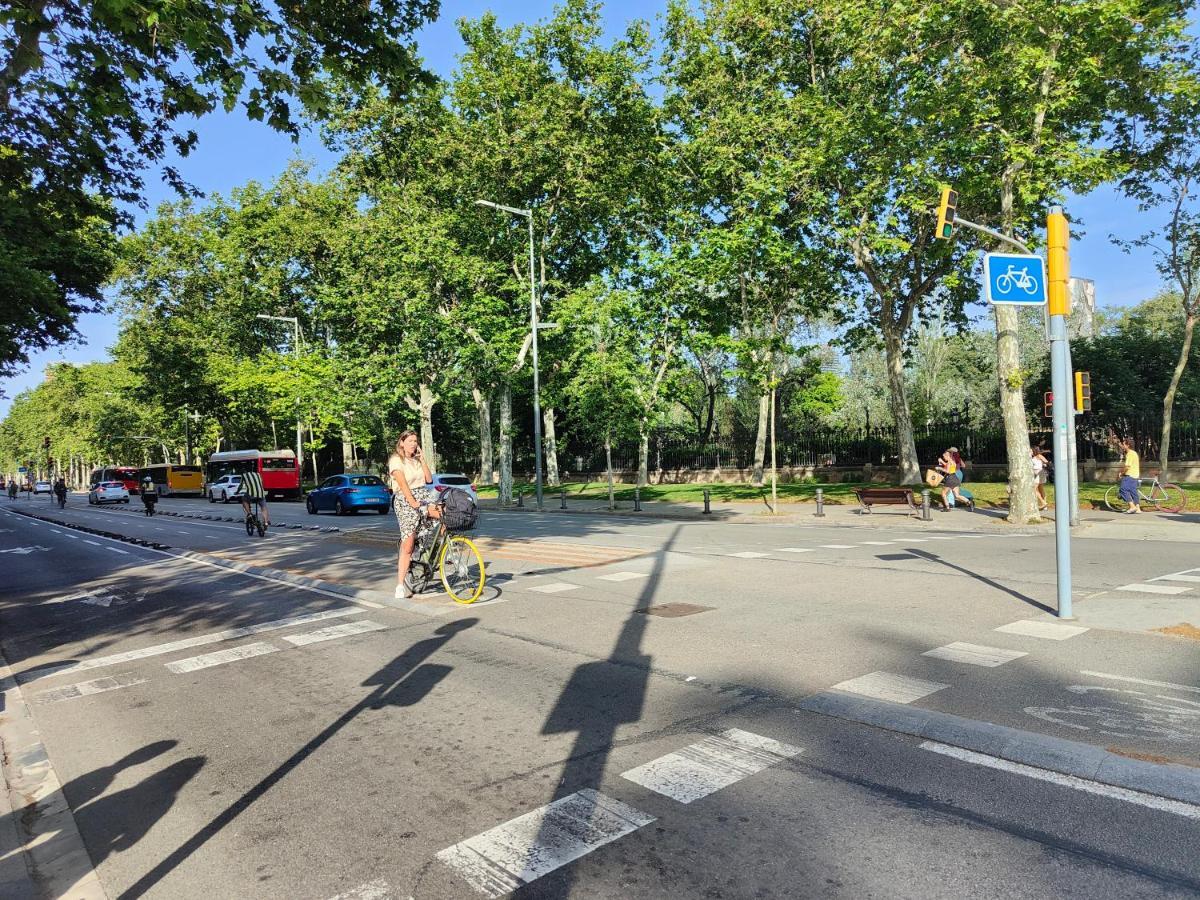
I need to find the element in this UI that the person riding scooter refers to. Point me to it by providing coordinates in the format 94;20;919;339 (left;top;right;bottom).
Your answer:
140;476;158;515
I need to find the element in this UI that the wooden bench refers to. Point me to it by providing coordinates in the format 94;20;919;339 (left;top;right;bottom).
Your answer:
853;487;918;516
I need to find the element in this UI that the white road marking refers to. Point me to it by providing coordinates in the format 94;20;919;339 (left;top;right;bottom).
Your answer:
166;641;279;674
283;620;387;646
831;671;949;704
0;545;50;554
25;608;359;682
1079;670;1200;695
620;728;801;804
923;642;1028;667
923;536;956;540
65;534;79;539
34;672;148;704
82;540;101;546
1114;582;1191;595
597;571;649;582
818;544;854;549
776;548;814;553
921;741;1200;820
107;547;130;555
1152;574;1200;583
326;879;393;900
42;588;109;605
902;538;928;543
437;789;654;898
528;582;579;594
994;619;1089;641
858;541;895;546
729;551;769;558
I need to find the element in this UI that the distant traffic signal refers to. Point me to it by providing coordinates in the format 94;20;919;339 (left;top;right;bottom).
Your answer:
1044;391;1053;419
42;436;50;449
935;186;958;240
1074;371;1091;413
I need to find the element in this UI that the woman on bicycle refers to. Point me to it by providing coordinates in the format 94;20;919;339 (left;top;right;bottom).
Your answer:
389;430;440;599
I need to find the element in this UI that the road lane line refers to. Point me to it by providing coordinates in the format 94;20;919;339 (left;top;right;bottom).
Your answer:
166;641;279;673
437;789;654;898
818;544;854;549
1079;670;1200;695
620;728;801;804
24;608;359;682
831;671;948;704
994;619;1089;641
107;547;130;555
858;541;895;546
729;551;769;558
1152;574;1200;583
776;547;814;553
283;620;386;647
923;642;1028;667
1114;582;1191;595
921;741;1200;820
82;539;101;546
34;672;148;704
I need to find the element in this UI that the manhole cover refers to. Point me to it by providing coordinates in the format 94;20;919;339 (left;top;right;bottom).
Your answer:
638;603;714;618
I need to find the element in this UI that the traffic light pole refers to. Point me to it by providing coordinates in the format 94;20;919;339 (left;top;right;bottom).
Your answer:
1047;207;1074;618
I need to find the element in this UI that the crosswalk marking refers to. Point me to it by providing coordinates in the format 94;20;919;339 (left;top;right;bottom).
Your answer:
1153;574;1200;583
776;548;814;553
923;642;1028;667
620;728;801;804
858;541;894;546
994;619;1089;641
437;789;654;898
166;641;279;674
597;571;649;582
326;879;393;900
818;544;854;549
729;551;768;558
831;671;949;704
34;672;147;704
528;582;579;594
283;620;386;647
1114;582;1191;595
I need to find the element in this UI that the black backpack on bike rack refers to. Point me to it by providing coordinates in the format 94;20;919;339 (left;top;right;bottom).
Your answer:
439;487;478;531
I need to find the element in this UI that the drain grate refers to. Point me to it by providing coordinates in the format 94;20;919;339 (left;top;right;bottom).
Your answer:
638;602;714;618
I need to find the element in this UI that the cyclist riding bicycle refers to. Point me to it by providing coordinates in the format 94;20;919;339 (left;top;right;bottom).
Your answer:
53;477;67;506
140;475;158;513
236;470;270;529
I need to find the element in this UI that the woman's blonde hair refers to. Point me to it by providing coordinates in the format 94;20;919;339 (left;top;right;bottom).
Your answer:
395;430;419;456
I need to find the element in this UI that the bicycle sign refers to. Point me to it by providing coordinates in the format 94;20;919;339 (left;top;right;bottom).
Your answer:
982;253;1047;306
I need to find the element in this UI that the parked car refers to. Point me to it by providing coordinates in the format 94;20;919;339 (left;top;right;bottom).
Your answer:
207;474;243;503
33;480;52;494
306;474;392;516
428;473;478;503
88;481;130;505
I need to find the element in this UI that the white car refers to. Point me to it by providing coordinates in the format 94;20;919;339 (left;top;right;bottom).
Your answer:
33;480;52;494
428;473;478;503
88;482;129;505
207;474;243;503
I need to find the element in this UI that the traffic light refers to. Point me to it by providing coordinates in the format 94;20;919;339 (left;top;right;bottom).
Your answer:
935;186;958;240
1074;371;1091;413
42;436;50;449
1047;209;1070;317
1044;391;1053;419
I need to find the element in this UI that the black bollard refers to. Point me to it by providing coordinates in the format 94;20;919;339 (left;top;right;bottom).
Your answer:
634;487;642;512
517;489;524;508
560;490;567;510
815;488;825;517
703;488;711;515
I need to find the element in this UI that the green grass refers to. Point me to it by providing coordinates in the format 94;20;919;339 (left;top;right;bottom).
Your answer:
477;479;1200;512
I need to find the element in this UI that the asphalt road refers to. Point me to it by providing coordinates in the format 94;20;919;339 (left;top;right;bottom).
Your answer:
1;494;1198;899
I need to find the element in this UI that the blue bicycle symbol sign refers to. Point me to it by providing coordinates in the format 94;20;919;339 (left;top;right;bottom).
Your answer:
983;253;1047;306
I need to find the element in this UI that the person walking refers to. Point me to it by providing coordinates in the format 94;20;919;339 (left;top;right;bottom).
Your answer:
388;430;440;599
1117;436;1141;514
7;479;16;500
1032;443;1050;511
937;450;972;510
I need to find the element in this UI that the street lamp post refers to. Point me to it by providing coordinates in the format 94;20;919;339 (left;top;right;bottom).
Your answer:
476;199;544;511
256;315;304;480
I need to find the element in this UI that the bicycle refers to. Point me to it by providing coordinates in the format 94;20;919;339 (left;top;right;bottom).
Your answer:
56;492;67;509
995;264;1039;297
244;502;267;537
142;500;156;517
404;516;485;604
1104;476;1186;514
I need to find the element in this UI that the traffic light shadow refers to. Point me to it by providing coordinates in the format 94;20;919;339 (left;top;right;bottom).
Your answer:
115;617;479;899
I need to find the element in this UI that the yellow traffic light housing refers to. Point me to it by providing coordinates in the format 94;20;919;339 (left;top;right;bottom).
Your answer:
935;186;958;240
1047;209;1070;317
1074;371;1091;413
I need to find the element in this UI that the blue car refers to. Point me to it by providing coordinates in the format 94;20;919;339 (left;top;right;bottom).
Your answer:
306;474;393;516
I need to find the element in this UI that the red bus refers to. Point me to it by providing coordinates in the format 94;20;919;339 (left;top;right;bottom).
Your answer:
206;450;301;499
90;466;142;494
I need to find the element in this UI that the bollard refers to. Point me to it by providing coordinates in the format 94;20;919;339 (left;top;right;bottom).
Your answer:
703;488;711;515
815;488;825;517
517;489;524;508
560;489;567;510
634;487;642;512
921;489;932;521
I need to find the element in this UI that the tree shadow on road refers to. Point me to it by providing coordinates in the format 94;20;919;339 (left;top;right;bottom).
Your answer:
116;617;478;899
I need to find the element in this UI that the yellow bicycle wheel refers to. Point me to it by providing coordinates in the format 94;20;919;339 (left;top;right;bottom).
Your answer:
439;534;485;604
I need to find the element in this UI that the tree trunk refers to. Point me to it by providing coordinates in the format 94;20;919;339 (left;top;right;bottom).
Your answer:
994;303;1037;522
342;429;355;473
752;391;769;485
883;329;921;485
605;436;615;510
498;382;513;506
1159;313;1196;480
473;386;494;486
637;428;650;487
418;382;438;469
769;385;778;513
542;405;560;487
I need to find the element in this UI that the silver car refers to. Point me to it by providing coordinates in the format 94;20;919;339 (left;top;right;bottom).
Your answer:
428;473;478;503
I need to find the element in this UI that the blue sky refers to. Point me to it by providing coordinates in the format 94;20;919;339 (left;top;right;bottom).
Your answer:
0;0;1168;416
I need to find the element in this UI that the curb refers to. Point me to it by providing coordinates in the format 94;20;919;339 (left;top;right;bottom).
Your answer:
0;657;108;899
799;690;1200;806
